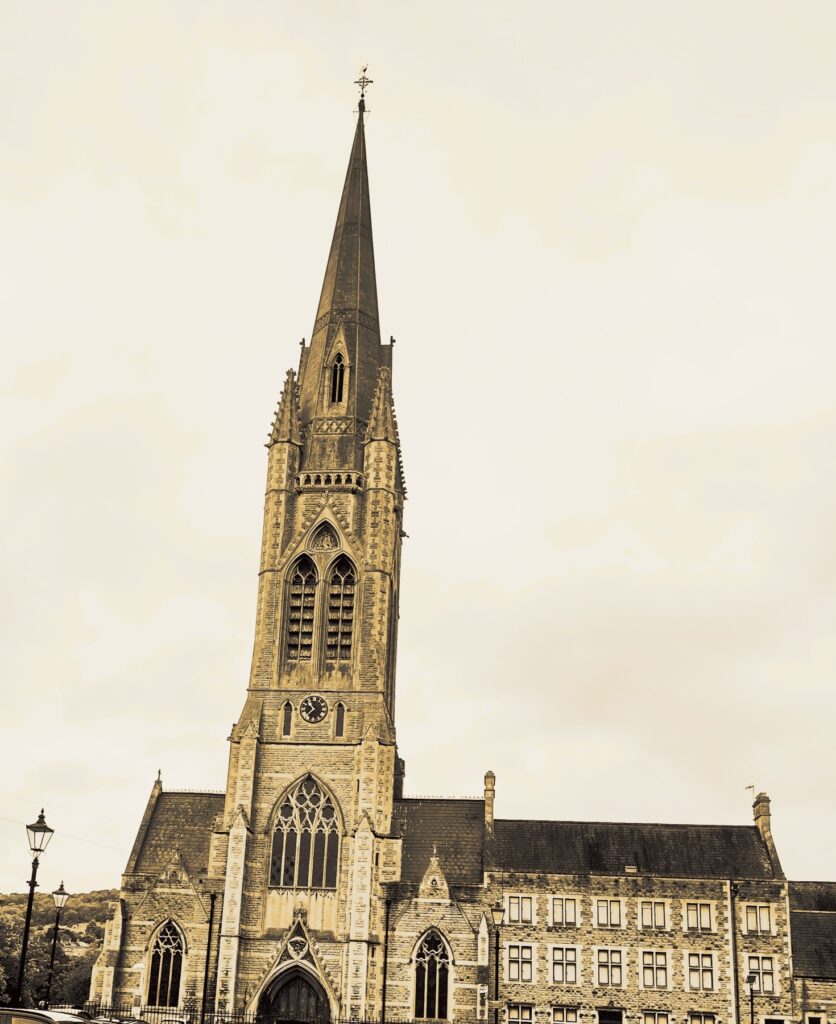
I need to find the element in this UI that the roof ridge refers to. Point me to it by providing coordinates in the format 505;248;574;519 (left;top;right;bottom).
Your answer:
163;789;225;796
399;795;483;803
494;817;758;830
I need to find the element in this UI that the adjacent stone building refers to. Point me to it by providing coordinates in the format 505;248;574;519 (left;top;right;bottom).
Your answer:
90;96;836;1024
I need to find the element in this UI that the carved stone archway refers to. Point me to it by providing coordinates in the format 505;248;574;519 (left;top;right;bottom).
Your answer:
257;968;330;1024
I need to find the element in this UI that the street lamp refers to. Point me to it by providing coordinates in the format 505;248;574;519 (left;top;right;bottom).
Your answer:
45;882;70;1008
14;810;54;1006
746;972;757;1024
199;886;219;1024
491;902;505;1024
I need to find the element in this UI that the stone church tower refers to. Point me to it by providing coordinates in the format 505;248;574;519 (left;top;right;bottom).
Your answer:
93;95;412;1022
92;92;810;1024
209;90;406;1019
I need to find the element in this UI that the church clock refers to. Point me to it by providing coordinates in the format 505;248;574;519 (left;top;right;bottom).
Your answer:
299;695;328;723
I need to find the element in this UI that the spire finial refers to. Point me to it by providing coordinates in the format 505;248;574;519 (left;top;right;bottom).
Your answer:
355;65;373;115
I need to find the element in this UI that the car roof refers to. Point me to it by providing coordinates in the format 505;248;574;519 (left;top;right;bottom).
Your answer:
0;1012;68;1024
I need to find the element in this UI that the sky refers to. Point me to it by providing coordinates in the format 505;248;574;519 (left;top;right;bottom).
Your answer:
2;0;836;894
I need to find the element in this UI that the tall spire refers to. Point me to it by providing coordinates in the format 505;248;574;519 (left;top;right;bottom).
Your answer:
297;78;383;431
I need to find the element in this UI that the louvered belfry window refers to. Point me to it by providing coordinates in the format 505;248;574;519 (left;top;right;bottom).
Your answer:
326;556;355;661
147;921;183;1007
286;557;318;661
269;775;340;889
414;931;450;1019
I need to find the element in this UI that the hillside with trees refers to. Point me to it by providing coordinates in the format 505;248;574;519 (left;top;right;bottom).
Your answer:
0;889;117;1007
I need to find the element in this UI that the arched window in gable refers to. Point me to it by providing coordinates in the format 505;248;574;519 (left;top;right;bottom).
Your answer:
414;930;450;1020
330;353;345;404
326;556;355;662
286;557;318;661
334;702;346;738
269;775;340;889
147;921;184;1007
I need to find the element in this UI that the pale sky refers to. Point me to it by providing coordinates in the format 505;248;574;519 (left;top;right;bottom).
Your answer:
2;1;836;894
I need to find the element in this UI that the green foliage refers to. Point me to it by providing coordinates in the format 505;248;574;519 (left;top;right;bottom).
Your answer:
0;889;117;1007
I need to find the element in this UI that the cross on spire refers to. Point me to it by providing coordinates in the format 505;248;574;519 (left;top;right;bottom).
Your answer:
355;65;373;114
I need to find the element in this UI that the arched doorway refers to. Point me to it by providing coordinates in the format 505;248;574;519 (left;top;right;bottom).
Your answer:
258;968;330;1024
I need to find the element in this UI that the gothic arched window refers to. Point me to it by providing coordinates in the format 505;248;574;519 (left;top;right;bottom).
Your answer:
269;775;340;890
334;702;346;738
414;931;450;1020
330;353;345;404
282;701;293;737
286;557;318;661
147;921;184;1008
326;556;355;661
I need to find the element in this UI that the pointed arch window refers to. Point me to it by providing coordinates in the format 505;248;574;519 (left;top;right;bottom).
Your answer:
334;702;346;738
286;557;318;661
330;353;345;404
269;775;340;890
326;556;355;661
147;921;184;1007
282;701;293;737
414;931;450;1020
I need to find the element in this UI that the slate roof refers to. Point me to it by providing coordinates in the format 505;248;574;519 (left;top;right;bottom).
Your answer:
394;798;485;885
488;819;777;879
132;791;224;878
790;880;836;912
790;909;836;979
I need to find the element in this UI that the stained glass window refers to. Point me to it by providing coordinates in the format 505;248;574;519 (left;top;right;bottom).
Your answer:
147;921;183;1007
269;776;340;889
414;931;450;1020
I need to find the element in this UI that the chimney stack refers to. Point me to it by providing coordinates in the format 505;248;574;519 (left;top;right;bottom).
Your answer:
484;771;496;832
752;791;784;878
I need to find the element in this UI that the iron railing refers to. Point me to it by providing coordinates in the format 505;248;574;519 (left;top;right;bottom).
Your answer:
49;1006;438;1024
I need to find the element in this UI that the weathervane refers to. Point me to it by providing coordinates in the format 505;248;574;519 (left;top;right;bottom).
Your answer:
355;65;373;114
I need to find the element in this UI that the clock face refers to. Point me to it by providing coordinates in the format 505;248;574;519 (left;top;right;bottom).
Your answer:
300;695;328;724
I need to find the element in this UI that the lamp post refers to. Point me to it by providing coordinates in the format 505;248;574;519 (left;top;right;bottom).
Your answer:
199;890;218;1024
14;809;54;1006
491;902;505;1024
45;882;70;1008
746;972;757;1024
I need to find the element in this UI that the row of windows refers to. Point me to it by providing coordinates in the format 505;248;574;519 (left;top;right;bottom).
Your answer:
505;945;776;993
507;896;776;934
511;1009;721;1024
144;917;779;1019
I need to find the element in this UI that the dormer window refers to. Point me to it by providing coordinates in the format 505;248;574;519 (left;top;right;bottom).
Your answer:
330;353;345;404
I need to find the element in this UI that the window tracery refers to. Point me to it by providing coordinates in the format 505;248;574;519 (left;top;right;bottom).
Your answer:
326;556;355;661
330;353;345;403
414;931;450;1019
147;921;183;1008
286;557;318;661
269;775;340;889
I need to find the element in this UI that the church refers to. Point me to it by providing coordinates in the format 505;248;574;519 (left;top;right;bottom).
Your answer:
90;91;836;1024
